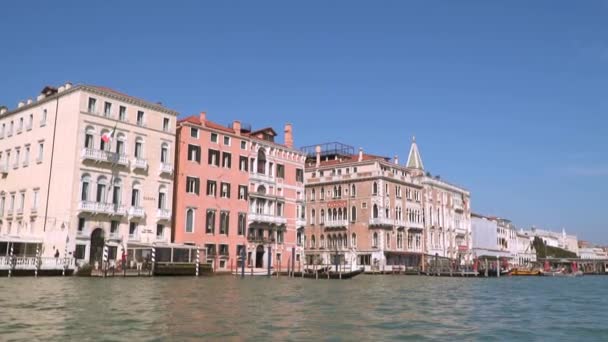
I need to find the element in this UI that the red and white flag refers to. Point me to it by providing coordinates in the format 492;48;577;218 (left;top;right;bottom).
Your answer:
102;124;117;143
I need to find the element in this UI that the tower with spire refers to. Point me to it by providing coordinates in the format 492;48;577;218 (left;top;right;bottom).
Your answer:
406;136;425;176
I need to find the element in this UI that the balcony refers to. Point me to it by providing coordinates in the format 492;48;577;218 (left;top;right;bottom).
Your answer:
159;162;173;175
16;207;23;216
128;233;139;241
249;172;274;183
157;208;172;221
81;148;129;166
16;126;23;134
247;235;273;244
6;210;13;218
76;229;89;238
248;213;287;226
409;222;424;230
395;220;407;227
78;201;126;216
22;159;29;168
132;158;148;171
128;206;145;219
369;217;394;227
0;164;8;175
296;218;306;228
324;220;348;229
108;232;122;241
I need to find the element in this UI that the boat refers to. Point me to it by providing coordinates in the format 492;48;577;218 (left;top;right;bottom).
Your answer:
541;270;583;277
478;269;510;277
292;267;364;279
511;268;541;276
232;268;273;276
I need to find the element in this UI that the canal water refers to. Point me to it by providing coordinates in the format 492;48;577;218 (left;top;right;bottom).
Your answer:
0;275;607;341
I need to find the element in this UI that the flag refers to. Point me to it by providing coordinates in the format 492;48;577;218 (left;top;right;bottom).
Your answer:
102;124;117;143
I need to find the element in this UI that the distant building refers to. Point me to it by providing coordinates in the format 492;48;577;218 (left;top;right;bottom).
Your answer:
520;227;579;256
0;83;178;269
471;214;511;260
172;113;305;272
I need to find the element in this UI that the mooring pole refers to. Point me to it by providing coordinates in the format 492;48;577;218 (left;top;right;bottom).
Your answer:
267;246;272;277
195;247;200;277
8;242;13;278
241;248;246;278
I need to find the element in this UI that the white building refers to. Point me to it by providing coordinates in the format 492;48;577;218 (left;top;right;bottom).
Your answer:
520;227;579;256
0;83;177;271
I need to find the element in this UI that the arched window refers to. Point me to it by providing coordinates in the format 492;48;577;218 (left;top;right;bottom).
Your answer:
311;209;316;225
333;186;338;198
373;232;378;248
81;174;91;201
386;232;390;249
160;143;169;163
373;204;379;219
257;149;266;174
337;208;342;220
343;233;348;248
338;235;343;249
333;208;337;221
158;185;167;210
320;234;325;248
397;232;403;249
96;176;108;202
311;189;315;201
111;178;122;205
320;209;325;224
99;129;110;151
351;184;356;197
185;208;194;233
311;235;316;248
131;181;141;207
84;126;95;149
116;133;126;155
134;136;144;159
320;187;325;200
351;206;357;221
337;186;342;198
372;182;378;195
352;233;357;248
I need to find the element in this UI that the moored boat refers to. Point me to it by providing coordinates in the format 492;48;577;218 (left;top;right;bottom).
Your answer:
511;268;541;276
292;267;364;279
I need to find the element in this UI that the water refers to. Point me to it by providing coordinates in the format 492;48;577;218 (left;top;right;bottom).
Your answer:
0;275;607;341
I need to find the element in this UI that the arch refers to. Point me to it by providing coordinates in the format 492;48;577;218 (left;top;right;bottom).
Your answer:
373;232;378;247
311;234;316;248
81;173;91;201
373;204;379;219
185;208;194;233
158;184;168;209
352;233;357;248
337;208;342;220
311;209;316;225
351;206;357;221
255;245;265;268
320;209;325;224
320;187;325;200
337;185;342;198
134;136;144;158
373;182;378;195
351;184;356;197
115;132;127;154
257;185;267;194
160;142;169;163
89;228;105;265
320;234;325;248
131;181;141;207
257;149;266;174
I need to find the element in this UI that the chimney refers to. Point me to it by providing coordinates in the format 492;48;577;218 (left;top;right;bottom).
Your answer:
358;148;363;162
394;155;399;164
284;123;293;148
36;94;45;101
233;120;241;135
58;85;65;93
199;112;206;127
315;145;321;167
0;106;7;115
64;82;72;90
18;101;25;108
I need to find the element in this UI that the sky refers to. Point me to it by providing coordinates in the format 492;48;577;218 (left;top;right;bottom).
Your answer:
1;1;607;243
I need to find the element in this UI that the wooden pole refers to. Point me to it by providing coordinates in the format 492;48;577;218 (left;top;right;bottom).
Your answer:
8;242;13;278
195;248;200;277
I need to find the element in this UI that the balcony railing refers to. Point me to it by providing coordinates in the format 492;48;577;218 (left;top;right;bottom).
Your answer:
81;148;129;166
247;235;273;244
296;218;306;228
248;213;287;225
15;207;24;216
16;126;23;134
6;210;13;218
395;220;407;227
78;201;126;216
108;232;122;241
156;208;172;221
128;206;145;218
249;172;274;183
409;222;424;230
159;162;173;175
132;158;148;170
324;220;348;228
369;217;394;227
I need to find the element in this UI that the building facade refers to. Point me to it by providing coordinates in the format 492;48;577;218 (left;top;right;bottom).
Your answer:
172;112;305;272
0;83;177;269
520;227;579;256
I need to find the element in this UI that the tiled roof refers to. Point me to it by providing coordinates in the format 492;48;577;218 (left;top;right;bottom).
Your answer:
316;153;388;167
177;115;235;134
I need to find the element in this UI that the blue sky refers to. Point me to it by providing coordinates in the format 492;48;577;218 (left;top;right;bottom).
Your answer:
1;1;607;243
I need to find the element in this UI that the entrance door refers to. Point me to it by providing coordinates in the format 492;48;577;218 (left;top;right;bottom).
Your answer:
255;245;264;268
89;228;105;265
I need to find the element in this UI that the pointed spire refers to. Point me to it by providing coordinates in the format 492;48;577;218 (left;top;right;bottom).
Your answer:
406;135;424;170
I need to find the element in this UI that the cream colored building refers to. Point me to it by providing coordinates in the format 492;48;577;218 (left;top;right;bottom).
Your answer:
0;83;177;270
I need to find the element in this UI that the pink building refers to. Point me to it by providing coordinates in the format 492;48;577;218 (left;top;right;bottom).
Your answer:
173;112;306;272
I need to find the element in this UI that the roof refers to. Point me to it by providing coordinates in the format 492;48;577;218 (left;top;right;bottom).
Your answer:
178;115;236;134
406;136;424;170
250;127;277;136
314;153;389;167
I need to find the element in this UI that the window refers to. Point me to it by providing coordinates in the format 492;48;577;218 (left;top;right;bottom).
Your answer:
206;180;216;196
206;210;216;234
88;98;97;113
104;102;112;117
186;177;200;195
210;133;218;143
310;209;316;225
131;186;140;207
220;182;231;198
373;204;379;218
37;142;44;163
9;121;13;136
41;109;47;126
238;213;246;235
351;206;357;222
185;208;195;233
373;182;378;195
32;189;39;211
238;185;248;200
85;130;94;149
208;149;220;166
161;144;169;163
223;136;231;146
134;138;143;159
239;156;248;171
220;211;229;234
240;140;247;149
23;145;30;166
187;145;201;163
111;220;119;234
96;177;107;202
276;164;285;179
115;136;125;155
163;118;170;132
27;114;33;130
386;233;390;249
222;152;232;168
119;106;126;121
156;224;164;238
129;222;137;237
0;196;5;216
190;127;199;138
373;232;378;248
351;184;356;197
296;168;304;182
136;111;145;126
14;148;20;168
310;189;315;201
78;217;86;232
75;245;86;259
18;117;23;132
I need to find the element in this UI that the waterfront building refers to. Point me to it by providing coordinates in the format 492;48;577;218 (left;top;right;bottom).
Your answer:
301;142;425;271
409;139;472;264
471;214;511;260
578;241;608;260
515;230;536;266
172;112;305;272
520;227;579;256
0;83;177;269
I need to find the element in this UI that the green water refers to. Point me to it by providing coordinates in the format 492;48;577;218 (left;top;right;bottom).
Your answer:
0;275;606;341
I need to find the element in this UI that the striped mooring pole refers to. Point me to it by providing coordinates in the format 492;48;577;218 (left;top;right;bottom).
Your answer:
151;243;156;275
62;235;69;276
34;244;40;278
102;244;109;278
195;247;200;277
8;243;14;278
